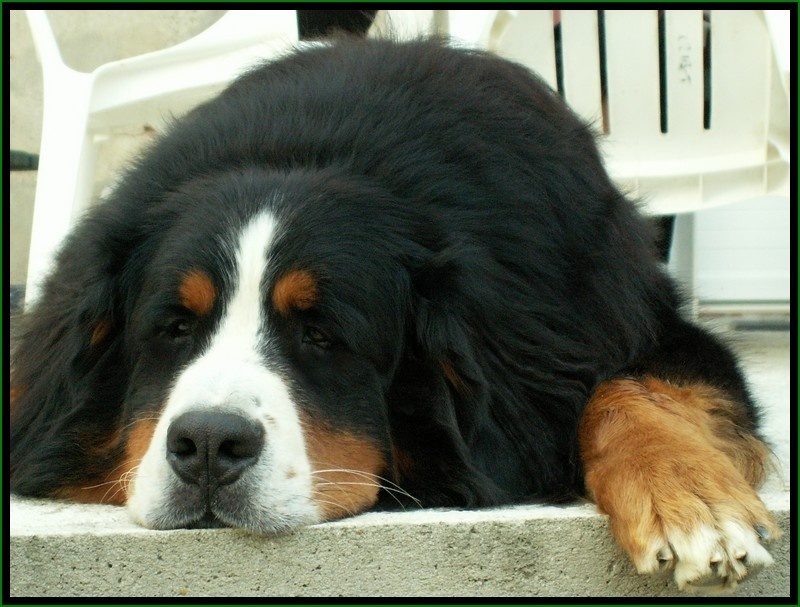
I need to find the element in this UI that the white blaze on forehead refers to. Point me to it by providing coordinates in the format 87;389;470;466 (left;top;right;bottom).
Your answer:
127;209;319;531
214;211;275;356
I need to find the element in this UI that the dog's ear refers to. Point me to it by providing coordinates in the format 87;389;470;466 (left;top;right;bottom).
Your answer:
410;242;490;409
10;218;132;501
384;244;503;507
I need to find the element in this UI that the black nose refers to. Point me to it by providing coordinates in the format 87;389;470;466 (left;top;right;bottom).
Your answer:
166;411;264;488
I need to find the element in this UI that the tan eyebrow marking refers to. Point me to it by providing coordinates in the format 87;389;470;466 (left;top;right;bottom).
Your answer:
178;269;217;316
272;269;318;316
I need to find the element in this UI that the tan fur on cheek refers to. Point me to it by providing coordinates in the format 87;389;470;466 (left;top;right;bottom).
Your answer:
53;419;157;506
302;417;386;521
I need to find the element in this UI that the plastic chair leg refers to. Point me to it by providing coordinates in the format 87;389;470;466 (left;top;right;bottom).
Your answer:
25;76;94;306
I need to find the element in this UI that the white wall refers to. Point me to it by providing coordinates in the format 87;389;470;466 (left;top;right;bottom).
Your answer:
693;196;790;304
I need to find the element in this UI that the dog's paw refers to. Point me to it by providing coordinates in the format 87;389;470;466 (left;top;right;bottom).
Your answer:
617;449;782;593
581;376;781;593
633;515;777;592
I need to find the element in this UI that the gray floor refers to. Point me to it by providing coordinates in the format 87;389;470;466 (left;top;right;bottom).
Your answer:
721;327;792;488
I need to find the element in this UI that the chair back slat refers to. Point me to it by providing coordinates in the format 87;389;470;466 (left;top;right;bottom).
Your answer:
560;10;604;130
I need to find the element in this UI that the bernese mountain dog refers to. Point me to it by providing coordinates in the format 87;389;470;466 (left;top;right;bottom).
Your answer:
10;38;778;592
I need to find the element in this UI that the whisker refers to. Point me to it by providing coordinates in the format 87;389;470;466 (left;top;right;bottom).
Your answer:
79;479;122;490
310;494;356;519
117;416;162;434
311;466;422;508
98;457;139;478
312;466;422;504
310;464;409;493
314;480;414;510
102;482;125;505
79;462;145;504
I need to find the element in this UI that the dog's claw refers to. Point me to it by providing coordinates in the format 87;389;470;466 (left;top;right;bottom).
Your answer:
657;546;674;568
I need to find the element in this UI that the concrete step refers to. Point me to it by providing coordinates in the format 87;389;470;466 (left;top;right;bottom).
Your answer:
9;490;790;598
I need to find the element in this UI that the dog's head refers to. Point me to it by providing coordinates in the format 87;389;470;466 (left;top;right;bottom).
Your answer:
11;168;497;532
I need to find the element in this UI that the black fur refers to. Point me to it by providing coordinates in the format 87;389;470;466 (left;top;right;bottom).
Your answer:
11;38;759;511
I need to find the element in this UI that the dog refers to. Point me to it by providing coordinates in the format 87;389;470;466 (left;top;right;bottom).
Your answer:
10;38;778;592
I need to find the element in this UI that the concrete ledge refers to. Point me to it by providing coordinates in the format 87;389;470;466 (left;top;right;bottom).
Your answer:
9;491;791;598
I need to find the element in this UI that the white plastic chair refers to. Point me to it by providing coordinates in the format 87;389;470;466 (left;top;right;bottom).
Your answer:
379;9;790;216
489;9;790;216
24;9;299;305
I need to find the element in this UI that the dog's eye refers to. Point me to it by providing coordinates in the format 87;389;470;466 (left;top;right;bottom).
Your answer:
302;326;333;350
159;317;194;341
172;319;192;337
